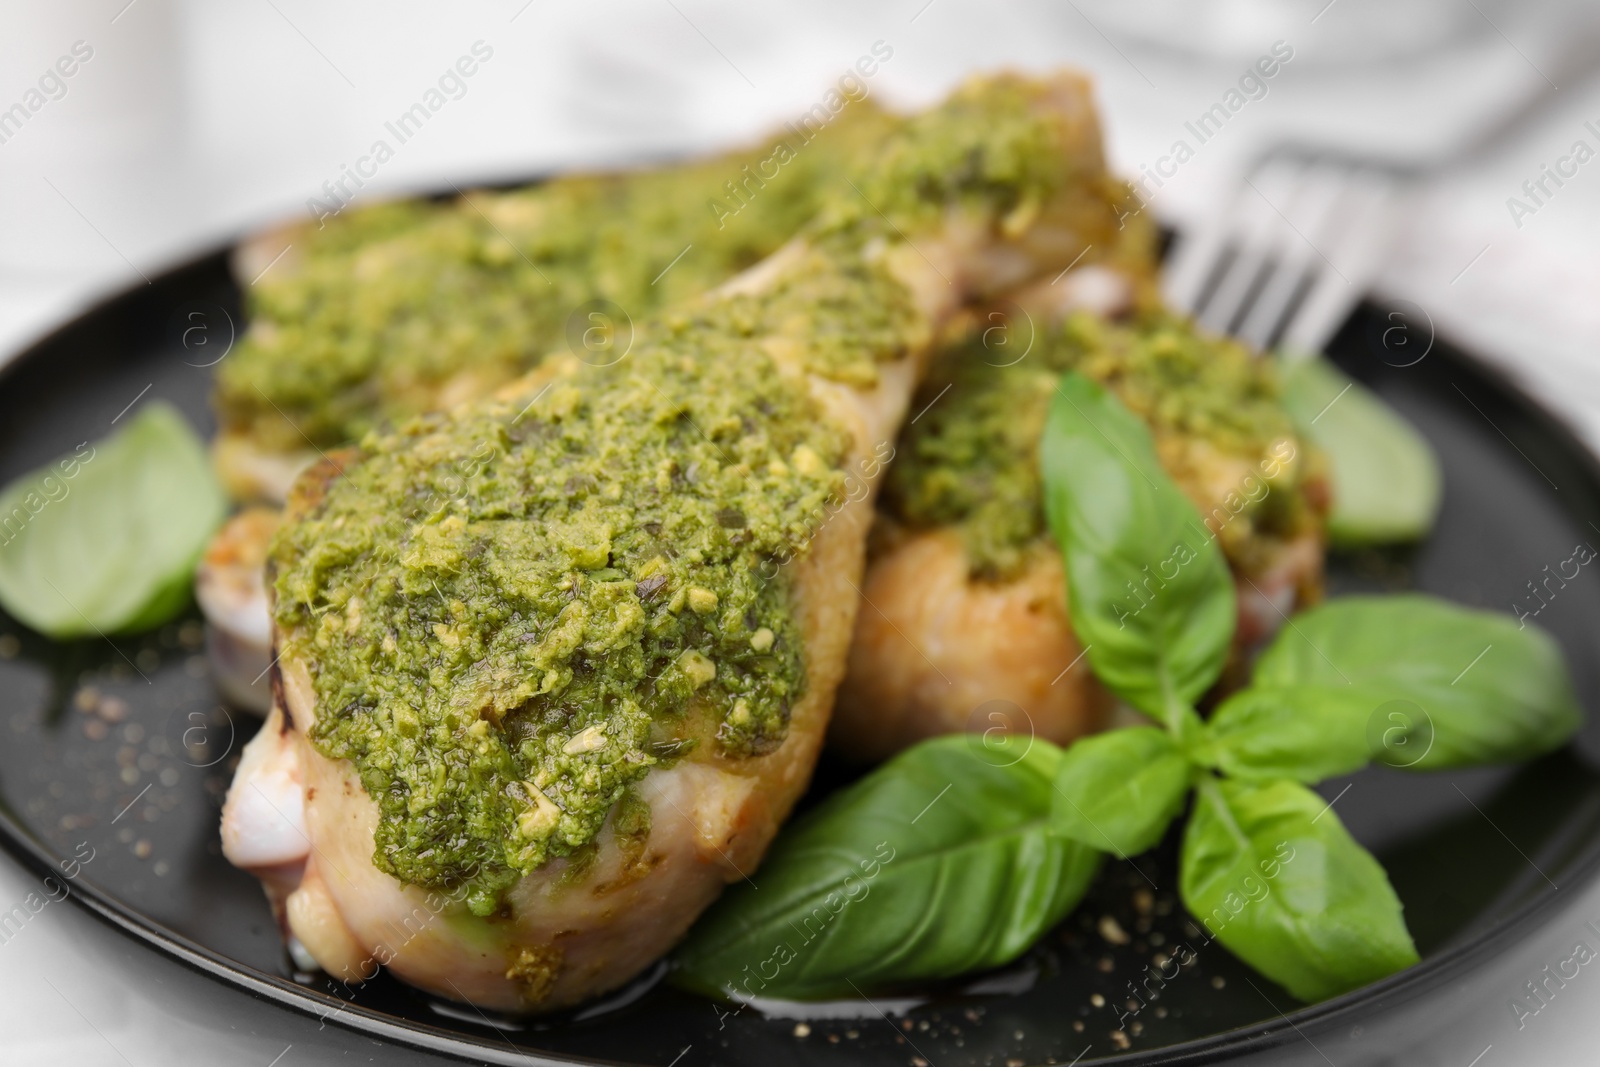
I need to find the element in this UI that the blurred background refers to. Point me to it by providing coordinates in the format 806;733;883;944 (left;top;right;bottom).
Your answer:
3;0;1600;1062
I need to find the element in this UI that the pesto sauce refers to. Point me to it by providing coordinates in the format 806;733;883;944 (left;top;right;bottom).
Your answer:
216;104;901;453
848;78;1073;232
271;289;878;911
720;234;923;385
886;312;1301;579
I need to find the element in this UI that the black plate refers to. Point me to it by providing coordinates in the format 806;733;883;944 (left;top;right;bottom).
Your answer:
1;249;1599;1067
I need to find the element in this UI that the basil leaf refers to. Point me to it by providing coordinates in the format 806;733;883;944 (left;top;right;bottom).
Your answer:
1206;595;1581;781
1181;777;1417;1002
1039;372;1235;727
1202;686;1377;783
1279;355;1440;546
0;402;226;637
1051;726;1192;857
674;736;1102;1000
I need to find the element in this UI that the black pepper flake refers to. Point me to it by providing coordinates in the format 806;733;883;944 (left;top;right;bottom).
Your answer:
716;508;746;528
635;574;669;600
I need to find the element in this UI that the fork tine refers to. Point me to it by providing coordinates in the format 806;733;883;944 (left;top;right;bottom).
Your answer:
1163;157;1291;334
1237;158;1345;351
1278;166;1402;357
1161;211;1233;317
1195;156;1301;337
1194;233;1268;336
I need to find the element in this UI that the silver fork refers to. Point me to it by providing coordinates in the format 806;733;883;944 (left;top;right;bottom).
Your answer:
1161;149;1410;359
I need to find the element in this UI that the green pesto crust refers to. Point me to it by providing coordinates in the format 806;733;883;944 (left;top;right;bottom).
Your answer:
886;312;1304;579
272;319;858;910
218;102;900;452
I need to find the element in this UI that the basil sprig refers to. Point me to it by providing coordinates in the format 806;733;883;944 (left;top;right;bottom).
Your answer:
673;370;1579;1007
675;735;1101;1000
0;402;226;638
1039;371;1580;1001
